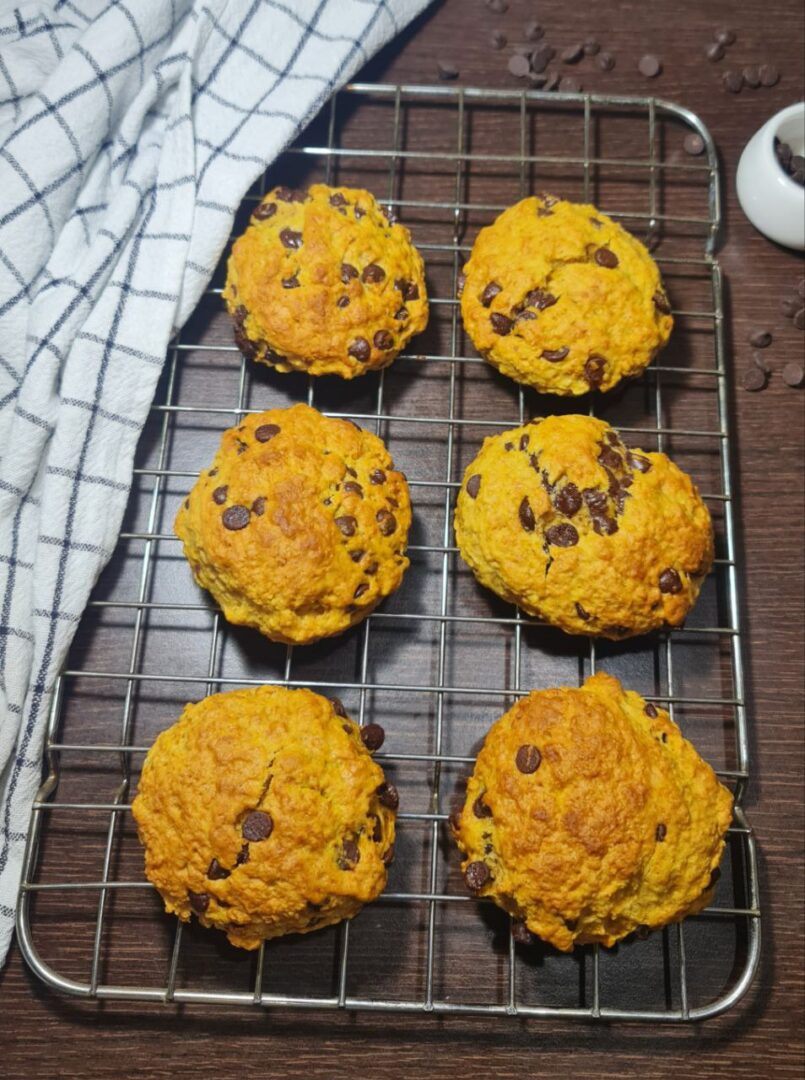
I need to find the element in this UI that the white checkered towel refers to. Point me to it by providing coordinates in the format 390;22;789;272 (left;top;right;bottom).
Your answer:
0;0;432;967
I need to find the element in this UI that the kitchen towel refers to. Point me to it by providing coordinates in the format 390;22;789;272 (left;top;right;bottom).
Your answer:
0;0;432;967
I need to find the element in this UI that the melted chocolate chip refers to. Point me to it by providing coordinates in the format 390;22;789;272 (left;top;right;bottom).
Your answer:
341;263;359;283
212;485;228;504
515;744;541;774
329;192;348;207
348;337;371;363
464;861;490;891
519;433;530;451
233;324;258;360
376;509;397;536
360;723;385;751
252;496;266;516
584;354;606;388
335;515;357;537
395;278;420;301
583;489;608;515
353;582;369;600
364;560;379;576
382;844;395;866
655;823;667;842
252;201;277;220
545;523;579;547
207;859;230;880
598;444;623;471
222;505;250;530
542;346;569;361
473;795;492;819
373;330;394;350
279;228;302;249
394;306;408;320
282;272;299;289
235;844;250;866
594;247;619;268
644;703;659;718
376;782;399;810
338;838;360;870
275;187;306;203
466;474;481;499
343;481;364;497
592;514;618;536
518;496;536;532
554;483;582;516
362;263;386;283
330;697;347;718
242;810;273;842
512;920;533;945
255;423;280;443
627;451;652;473
336;296;351;309
653;290;671;314
659;568;683;594
369;469;386;485
575;602;591;621
490;312;513;335
188;890;210;913
480;281;502;307
524;288;558;310
349;550;365;563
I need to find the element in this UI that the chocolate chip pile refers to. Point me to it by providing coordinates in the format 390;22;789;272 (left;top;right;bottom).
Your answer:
774;138;805;187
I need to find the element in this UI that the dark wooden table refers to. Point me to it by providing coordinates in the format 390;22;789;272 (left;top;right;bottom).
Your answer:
2;2;803;1076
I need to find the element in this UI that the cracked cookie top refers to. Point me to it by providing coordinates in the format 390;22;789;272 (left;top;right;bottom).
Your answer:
450;672;733;952
222;184;429;379
459;194;673;395
174;403;411;645
453;414;713;638
132;686;397;949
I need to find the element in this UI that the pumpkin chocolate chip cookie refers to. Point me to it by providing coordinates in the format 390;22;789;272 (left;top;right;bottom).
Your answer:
223;184;428;378
460;194;673;395
450;672;733;952
132;686;397;949
453;415;713;638
175;403;411;645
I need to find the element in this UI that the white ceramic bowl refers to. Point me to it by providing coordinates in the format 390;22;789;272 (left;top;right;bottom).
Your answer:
736;101;805;250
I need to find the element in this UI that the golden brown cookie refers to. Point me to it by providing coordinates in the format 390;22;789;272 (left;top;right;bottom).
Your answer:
454;415;713;639
451;672;733;952
223;183;428;378
460;194;673;395
132;686;397;949
175;403;411;645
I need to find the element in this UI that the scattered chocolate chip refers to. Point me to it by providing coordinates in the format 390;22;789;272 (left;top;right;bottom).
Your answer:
279;228;302;249
512;920;533;945
338;838;361;869
490;30;507;49
706;41;725;62
490;312;513;335
515;744;541;774
251;496;265;516
360;723;385;751
473;795;492;819
594;247;619;268
242;810;273;842
466;474;482;499
542;70;561;92
188;890;210;913
742;365;767;392
480;281;502;307
348;337;371;364
638;54;662;78
545;523;579;547
561;43;584;64
742;65;761;88
212;485;228;504
795;308;805;330
748;328;772;348
714;27;736;45
645;703;659;718
377;782;399;810
464;860;490;891
559;76;583;93
780;295;799;318
518;496;536;532
207;859;230;880
584;354;606;388
362;263;386;283
656;823;667;842
575;602;591;621
782;362;805;388
541;346;570;362
659;567;683;594
752;350;770;374
530;43;555;73
255;423;280;443
222;505;250;530
525;21;543;41
583;38;600;55
341;263;359;283
508;53;531;78
722;69;743;93
553;483;582;517
597;51;615;71
235;844;250;866
683;133;705;157
376;509;397;536
653;290;672;314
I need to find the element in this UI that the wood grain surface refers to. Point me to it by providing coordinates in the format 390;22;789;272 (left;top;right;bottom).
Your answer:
1;2;803;1077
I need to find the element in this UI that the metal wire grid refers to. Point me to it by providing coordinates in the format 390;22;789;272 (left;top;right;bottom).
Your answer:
17;84;760;1021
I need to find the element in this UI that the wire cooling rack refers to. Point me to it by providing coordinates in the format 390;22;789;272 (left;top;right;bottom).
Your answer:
17;84;760;1021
